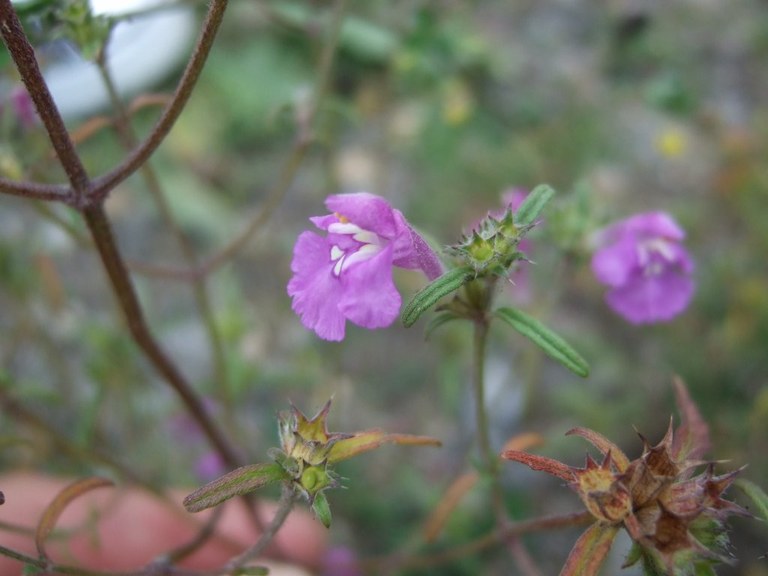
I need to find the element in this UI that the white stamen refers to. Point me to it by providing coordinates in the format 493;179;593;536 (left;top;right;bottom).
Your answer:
638;238;675;277
328;220;385;277
328;222;364;235
352;230;381;245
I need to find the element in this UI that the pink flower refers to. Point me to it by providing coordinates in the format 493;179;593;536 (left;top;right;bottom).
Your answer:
288;193;442;341
591;212;694;324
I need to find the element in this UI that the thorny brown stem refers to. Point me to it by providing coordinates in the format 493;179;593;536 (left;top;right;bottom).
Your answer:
0;0;316;570
0;1;228;204
0;177;70;202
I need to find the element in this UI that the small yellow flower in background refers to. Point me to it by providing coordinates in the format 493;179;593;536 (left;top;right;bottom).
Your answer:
656;127;687;158
441;78;474;126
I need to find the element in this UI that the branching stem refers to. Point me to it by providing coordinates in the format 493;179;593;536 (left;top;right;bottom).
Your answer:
90;0;229;201
0;0;88;205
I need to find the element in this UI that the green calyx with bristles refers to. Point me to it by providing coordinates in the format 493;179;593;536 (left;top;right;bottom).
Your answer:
448;210;531;276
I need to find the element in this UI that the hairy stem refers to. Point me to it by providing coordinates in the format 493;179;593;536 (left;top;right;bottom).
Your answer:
0;178;70;202
472;314;542;576
472;318;494;476
0;0;87;204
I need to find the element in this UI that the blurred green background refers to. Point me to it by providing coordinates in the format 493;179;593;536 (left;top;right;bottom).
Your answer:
1;1;767;574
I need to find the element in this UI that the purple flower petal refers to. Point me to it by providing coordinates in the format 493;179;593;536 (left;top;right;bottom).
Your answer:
339;246;401;328
391;210;444;280
325;192;398;237
288;231;347;341
616;211;685;241
605;267;695;324
591;211;695;324
288;193;442;340
591;235;641;287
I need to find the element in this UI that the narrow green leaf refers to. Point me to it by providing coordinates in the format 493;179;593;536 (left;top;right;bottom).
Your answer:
401;266;474;327
183;463;287;513
560;523;619;576
514;184;555;227
735;478;768;521
312;492;332;528
495;307;589;377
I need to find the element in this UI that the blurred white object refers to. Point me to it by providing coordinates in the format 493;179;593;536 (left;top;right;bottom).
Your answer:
14;0;197;119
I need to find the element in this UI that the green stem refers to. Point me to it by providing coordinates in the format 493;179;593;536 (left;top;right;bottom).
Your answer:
472;318;495;477
472;307;542;576
90;0;230;201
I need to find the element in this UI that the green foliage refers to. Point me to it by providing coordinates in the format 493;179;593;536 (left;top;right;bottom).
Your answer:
183;463;288;513
311;490;332;528
736;478;768;522
494;307;589;377
401;266;475;327
47;0;113;61
513;184;555;227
